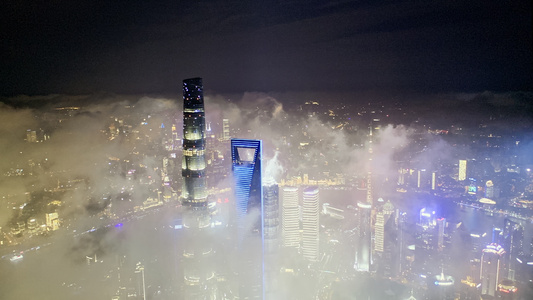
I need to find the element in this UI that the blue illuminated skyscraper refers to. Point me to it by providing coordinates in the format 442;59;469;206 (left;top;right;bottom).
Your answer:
231;139;263;226
231;138;263;299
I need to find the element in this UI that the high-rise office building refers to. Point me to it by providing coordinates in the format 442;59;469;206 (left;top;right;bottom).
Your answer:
45;212;60;231
356;201;372;272
282;186;300;248
180;78;216;299
374;212;385;253
458;160;467;181
480;243;505;297
182;77;208;206
382;209;399;278
231;138;263;299
375;200;395;253
485;180;494;198
263;179;279;253
503;219;524;281
437;218;446;250
222;119;230;141
302;186;319;262
231;139;263;225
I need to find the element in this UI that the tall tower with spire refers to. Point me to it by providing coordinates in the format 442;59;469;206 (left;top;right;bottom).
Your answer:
180;78;216;299
181;77;208;206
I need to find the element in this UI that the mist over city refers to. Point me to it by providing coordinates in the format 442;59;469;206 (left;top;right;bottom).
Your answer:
1;1;532;299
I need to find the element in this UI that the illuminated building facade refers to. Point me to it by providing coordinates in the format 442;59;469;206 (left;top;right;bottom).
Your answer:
355;201;371;272
46;212;60;231
480;243;505;297
302;186;319;262
263;179;279;253
419;207;436;228
374;212;385;253
182;77;208;206
492;227;503;244
180;78;216;299
498;279;518;299
382;208;399;278
503;219;524;281
437;218;446;250
375;200;395;253
222;118;230;141
282;186;300;248
458;160;467;181
231;138;263;299
231;139;263;224
485;180;494;198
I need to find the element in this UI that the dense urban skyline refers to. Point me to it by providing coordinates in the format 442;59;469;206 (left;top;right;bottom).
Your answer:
1;1;533;299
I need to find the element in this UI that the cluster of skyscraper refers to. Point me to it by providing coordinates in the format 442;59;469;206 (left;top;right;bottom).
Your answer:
478;218;525;298
177;78;531;300
177;78;327;299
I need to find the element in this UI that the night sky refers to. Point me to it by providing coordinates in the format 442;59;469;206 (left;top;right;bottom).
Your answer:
1;0;531;96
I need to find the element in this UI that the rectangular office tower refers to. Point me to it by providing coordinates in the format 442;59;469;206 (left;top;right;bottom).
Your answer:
231;138;263;299
302;186;319;262
282;186;300;248
480;244;505;297
182;77;208;206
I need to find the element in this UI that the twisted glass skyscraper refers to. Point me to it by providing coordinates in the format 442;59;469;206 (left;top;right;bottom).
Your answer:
182;77;208;206
180;78;215;299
